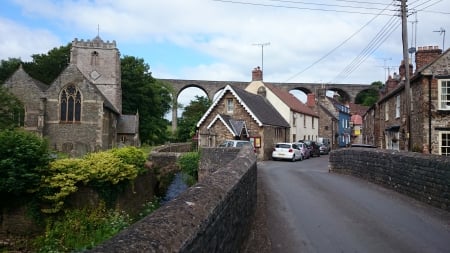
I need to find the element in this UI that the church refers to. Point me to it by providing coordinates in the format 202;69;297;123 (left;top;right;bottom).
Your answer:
2;36;139;156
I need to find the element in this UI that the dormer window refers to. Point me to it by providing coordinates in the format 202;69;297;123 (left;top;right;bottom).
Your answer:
226;98;234;113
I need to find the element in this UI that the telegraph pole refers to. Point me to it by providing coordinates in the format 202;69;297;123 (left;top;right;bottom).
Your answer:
253;42;270;72
400;0;411;150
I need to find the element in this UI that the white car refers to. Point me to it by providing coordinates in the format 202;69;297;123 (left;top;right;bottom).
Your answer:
218;140;253;148
272;142;303;162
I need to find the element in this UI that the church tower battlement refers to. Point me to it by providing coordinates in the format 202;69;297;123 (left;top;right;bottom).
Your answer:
70;36;122;113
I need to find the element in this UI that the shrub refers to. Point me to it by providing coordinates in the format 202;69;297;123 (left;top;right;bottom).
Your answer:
0;129;50;197
177;152;199;186
109;146;146;174
33;202;132;252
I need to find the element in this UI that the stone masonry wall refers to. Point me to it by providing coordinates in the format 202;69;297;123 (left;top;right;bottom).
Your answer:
89;146;257;253
329;148;450;211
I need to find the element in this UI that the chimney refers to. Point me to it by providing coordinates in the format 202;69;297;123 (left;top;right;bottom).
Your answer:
252;66;263;81
415;46;442;71
385;74;399;93
399;59;413;80
307;93;315;107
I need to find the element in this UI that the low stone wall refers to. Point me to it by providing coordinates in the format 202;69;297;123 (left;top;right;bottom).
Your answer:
89;146;258;253
329;148;450;211
198;147;242;181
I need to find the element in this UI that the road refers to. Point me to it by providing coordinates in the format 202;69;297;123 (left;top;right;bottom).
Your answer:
257;155;450;253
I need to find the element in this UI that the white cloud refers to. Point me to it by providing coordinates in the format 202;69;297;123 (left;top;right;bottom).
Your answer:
0;17;61;61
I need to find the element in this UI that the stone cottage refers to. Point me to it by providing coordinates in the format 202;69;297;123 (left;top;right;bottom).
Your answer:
363;45;450;155
196;84;290;160
245;67;319;143
2;36;139;156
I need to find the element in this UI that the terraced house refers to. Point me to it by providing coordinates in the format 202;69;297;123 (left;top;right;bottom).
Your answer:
363;45;450;155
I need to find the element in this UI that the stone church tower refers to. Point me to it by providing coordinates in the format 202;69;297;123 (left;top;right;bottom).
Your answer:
70;36;122;113
2;36;139;156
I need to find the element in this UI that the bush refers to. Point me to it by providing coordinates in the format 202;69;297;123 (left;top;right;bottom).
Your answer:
41;148;142;213
0;129;50;197
177;152;199;186
33;202;132;252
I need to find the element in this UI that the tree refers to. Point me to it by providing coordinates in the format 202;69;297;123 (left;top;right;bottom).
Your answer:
355;81;383;106
176;96;211;141
0;129;50;199
120;56;172;145
22;44;71;85
0;58;22;84
0;87;24;130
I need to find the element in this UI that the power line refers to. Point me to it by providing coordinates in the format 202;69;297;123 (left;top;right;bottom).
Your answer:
212;0;397;15
283;0;397;82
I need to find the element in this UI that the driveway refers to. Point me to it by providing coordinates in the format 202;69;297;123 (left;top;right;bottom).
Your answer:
248;156;450;253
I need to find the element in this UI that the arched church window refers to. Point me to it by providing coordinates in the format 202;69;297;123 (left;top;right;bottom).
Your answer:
60;84;81;122
91;51;99;65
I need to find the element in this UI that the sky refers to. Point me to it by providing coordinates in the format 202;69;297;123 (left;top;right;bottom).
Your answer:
1;0;449;118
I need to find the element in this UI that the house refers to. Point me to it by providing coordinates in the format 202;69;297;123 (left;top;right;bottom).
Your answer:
245;67;319;143
362;45;450;155
348;102;368;144
196;84;290;160
313;92;352;148
2;36;139;156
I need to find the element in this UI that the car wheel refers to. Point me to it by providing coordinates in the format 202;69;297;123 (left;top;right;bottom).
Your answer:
291;155;296;162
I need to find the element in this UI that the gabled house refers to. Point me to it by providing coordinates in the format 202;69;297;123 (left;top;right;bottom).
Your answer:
363;45;450;155
196;84;290;160
245;67;319;143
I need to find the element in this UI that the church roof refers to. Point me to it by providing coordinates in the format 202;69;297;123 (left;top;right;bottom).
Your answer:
117;114;138;134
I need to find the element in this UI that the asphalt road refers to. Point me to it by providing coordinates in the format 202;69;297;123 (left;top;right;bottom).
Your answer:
257;155;450;253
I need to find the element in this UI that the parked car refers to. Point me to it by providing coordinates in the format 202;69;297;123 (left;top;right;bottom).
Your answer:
272;142;303;162
319;143;331;155
298;140;320;157
218;140;252;148
296;142;310;159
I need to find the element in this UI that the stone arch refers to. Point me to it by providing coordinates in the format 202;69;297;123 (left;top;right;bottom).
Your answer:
354;87;379;104
325;87;351;103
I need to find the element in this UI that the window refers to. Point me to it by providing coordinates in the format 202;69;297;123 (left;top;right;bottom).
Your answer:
312;117;315;129
91;51;99;66
60;84;81;122
226;98;234;113
292;114;296;127
439;131;450;156
395;95;401;118
385;102;389;121
438;80;450;110
303;115;306;128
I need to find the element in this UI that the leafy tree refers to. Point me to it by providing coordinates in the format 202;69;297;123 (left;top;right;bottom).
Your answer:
355;81;383;106
0;129;50;199
0;58;22;84
121;56;172;145
22;44;71;85
0;87;24;129
176;96;211;141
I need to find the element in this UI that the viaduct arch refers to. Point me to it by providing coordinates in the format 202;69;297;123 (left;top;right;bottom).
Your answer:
159;78;372;131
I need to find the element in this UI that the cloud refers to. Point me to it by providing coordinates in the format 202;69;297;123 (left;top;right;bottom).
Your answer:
0;17;61;61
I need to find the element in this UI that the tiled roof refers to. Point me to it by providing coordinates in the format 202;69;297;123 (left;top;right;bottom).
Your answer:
117;114;138;134
207;114;249;137
348;102;369;116
264;83;318;117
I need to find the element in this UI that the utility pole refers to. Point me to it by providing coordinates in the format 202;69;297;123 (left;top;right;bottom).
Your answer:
253;42;270;72
400;0;411;151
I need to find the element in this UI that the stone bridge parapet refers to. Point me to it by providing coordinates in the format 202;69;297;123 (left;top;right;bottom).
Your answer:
90;146;257;253
329;148;450;212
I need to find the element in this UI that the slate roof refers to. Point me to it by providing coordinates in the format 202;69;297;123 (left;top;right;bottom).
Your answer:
207;114;249;137
197;85;290;128
117;114;138;134
264;83;318;117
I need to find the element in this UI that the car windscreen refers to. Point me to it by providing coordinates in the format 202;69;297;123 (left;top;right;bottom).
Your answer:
236;142;250;147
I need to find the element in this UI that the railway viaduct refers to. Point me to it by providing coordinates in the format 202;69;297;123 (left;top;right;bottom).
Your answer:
159;78;372;130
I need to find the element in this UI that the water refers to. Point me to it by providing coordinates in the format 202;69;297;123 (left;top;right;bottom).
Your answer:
161;172;189;204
